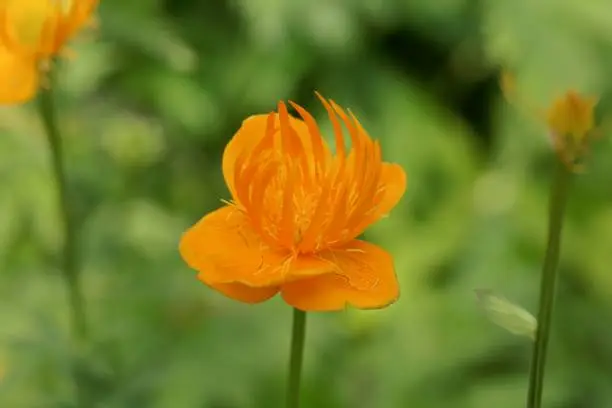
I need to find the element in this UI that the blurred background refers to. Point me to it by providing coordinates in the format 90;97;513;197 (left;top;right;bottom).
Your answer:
2;0;612;407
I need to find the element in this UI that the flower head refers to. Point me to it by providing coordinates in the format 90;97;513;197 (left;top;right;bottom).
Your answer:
500;71;599;171
546;90;598;170
179;94;407;311
546;91;596;140
0;0;98;103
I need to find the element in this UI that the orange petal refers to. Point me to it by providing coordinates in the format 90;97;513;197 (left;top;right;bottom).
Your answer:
179;205;332;288
0;50;39;104
223;114;276;202
281;240;399;311
56;0;99;49
375;163;407;218
197;272;279;303
0;0;50;53
0;0;98;56
222;113;330;203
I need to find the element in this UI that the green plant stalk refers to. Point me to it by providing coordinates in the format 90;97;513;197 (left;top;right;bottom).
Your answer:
38;71;90;408
38;72;88;343
287;308;307;408
526;161;572;408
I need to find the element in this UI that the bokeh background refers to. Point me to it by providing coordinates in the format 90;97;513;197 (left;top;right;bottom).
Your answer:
2;0;612;407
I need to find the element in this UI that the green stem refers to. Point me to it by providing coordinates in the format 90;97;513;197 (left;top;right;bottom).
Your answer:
287;308;307;408
38;73;87;343
526;161;572;408
38;72;91;408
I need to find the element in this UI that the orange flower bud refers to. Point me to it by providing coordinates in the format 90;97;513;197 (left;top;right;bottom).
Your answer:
546;91;598;171
500;71;599;171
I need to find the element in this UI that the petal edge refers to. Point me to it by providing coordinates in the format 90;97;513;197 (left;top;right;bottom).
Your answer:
281;240;400;311
197;272;279;304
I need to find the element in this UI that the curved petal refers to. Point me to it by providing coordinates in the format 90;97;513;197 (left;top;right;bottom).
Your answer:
281;240;399;311
222;115;269;201
179;205;332;288
222;113;330;203
375;162;407;218
1;0;49;51
57;0;99;49
1;0;98;56
197;272;279;304
0;50;38;104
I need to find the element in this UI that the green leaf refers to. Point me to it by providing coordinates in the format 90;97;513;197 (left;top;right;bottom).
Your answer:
475;289;537;340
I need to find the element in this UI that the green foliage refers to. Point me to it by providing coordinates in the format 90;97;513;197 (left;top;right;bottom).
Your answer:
476;289;537;340
2;0;612;407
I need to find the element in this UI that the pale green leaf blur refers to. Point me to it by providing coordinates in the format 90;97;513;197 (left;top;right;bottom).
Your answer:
1;0;612;407
476;289;537;340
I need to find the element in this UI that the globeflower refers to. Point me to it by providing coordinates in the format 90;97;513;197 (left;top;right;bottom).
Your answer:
500;72;599;171
0;0;98;103
180;94;407;311
545;90;598;169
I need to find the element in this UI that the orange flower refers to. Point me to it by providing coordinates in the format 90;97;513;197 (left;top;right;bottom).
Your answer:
0;0;98;103
546;91;598;169
500;72;599;171
179;94;407;311
546;90;597;142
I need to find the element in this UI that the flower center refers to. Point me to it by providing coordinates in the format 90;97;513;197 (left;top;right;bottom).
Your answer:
232;99;386;254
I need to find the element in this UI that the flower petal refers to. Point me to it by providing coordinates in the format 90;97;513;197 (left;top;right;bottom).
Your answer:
281;240;399;311
222;113;330;203
197;272;279;303
56;0;99;50
0;50;38;104
1;0;51;52
1;0;98;56
375;163;407;218
179;205;332;288
222;115;269;202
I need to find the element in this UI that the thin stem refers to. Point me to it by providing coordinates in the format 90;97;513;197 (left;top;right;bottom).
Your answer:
38;72;88;343
286;308;307;408
39;70;91;408
526;161;572;408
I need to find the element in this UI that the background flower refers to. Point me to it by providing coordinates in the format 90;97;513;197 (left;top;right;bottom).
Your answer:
0;0;98;103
